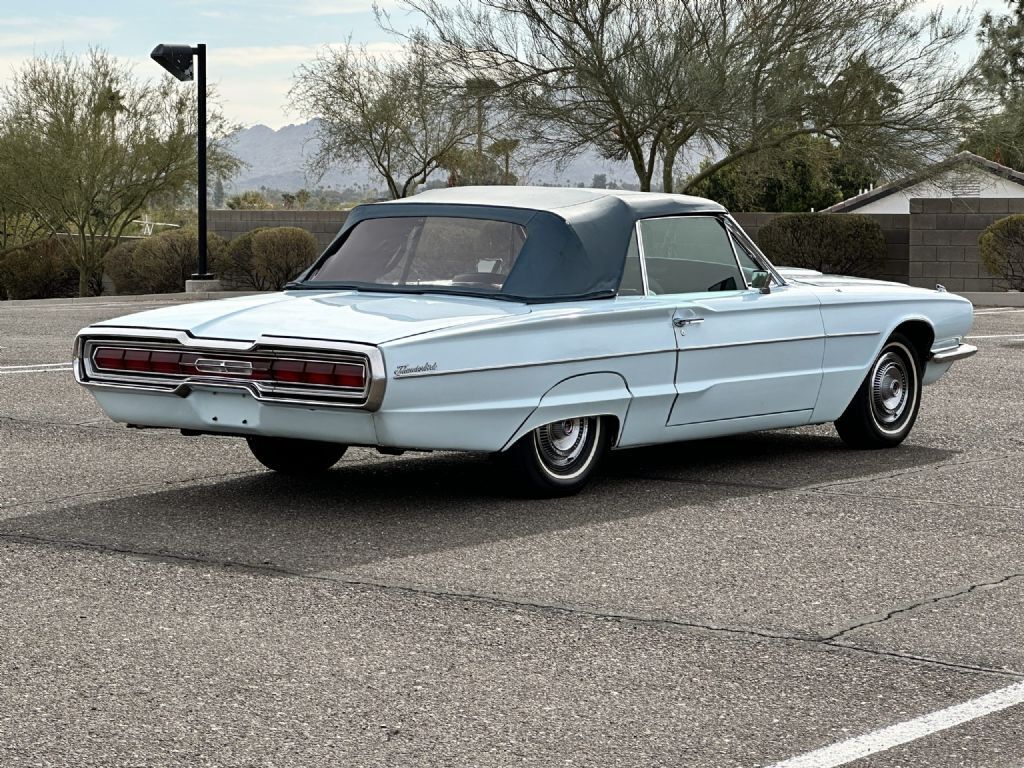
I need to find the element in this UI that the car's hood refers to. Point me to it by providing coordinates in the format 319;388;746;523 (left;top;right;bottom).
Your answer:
93;290;531;344
776;267;911;289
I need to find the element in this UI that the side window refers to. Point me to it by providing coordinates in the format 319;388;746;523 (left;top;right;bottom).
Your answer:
728;227;778;288
618;230;644;295
729;230;761;283
638;217;745;295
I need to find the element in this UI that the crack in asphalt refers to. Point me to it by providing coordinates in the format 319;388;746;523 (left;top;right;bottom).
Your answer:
822;573;1024;643
800;452;1020;492
0;529;1021;682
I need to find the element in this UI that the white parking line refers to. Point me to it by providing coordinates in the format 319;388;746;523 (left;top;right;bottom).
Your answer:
0;363;74;374
966;334;1024;340
974;308;1024;315
0;362;73;370
766;679;1024;768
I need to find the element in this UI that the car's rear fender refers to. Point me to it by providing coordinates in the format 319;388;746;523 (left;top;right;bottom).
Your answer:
500;372;632;451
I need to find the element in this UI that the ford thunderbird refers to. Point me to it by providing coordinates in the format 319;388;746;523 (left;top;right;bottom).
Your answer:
75;187;977;495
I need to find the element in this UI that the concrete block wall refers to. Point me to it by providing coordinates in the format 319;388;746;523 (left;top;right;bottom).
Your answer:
208;210;350;251
908;198;1023;292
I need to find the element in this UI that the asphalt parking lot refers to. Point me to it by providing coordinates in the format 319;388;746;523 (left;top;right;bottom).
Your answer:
1;297;1023;767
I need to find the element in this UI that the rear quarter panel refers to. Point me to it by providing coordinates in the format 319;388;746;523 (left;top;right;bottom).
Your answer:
373;299;677;451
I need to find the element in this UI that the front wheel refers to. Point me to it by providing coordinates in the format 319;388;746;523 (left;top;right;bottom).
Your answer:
501;416;610;497
835;333;922;449
246;436;348;475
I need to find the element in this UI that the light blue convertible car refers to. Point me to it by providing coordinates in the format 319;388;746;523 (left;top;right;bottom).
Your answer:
75;187;976;495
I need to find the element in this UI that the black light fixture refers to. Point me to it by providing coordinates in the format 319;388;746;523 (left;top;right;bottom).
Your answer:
151;43;212;281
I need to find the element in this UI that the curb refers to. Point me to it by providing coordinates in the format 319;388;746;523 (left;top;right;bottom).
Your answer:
959;292;1024;308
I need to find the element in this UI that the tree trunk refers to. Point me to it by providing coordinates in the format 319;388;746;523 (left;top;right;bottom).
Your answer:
662;146;678;194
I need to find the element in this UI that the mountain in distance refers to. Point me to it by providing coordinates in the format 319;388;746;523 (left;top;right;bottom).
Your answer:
225;120;637;193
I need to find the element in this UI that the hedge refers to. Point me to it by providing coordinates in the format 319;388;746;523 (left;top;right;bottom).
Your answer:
979;214;1024;290
757;213;886;278
217;227;318;291
0;239;79;300
106;228;227;295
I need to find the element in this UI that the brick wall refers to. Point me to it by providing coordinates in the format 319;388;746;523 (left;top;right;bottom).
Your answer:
732;211;910;284
908;198;1024;292
208;210;350;251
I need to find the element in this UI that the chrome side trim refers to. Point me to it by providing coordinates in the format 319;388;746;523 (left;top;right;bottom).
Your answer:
930;343;978;363
826;330;880;339
390;329;880;380
74;326;387;411
391;347;678;379
679;334;824;352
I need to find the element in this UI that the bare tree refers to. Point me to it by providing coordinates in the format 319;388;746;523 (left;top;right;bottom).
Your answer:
0;49;240;296
291;37;476;198
396;0;979;193
679;1;978;192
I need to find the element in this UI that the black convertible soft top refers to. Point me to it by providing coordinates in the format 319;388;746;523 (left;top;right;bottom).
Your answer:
299;186;726;302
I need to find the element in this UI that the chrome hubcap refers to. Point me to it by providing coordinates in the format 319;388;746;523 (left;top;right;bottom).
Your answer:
871;351;910;426
535;418;589;468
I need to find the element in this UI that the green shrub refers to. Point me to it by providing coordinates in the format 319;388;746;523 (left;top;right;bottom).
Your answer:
106;228;227;295
0;239;78;300
979;214;1024;290
757;213;886;277
218;227;318;290
214;227;269;290
251;227;319;290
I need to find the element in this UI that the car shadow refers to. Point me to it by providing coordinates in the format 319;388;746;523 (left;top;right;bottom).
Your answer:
2;430;955;575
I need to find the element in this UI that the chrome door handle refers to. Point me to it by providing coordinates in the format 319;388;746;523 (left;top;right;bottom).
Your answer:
673;317;705;328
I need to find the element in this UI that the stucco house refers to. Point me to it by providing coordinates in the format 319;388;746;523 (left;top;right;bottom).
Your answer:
824;151;1024;214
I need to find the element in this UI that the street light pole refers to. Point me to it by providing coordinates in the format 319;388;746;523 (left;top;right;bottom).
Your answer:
150;42;213;283
194;43;209;279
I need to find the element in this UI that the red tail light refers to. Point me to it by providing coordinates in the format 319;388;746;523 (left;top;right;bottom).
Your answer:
90;346;366;390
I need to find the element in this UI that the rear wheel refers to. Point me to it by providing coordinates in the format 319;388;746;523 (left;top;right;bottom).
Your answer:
502;416;609;496
835;333;922;449
246;436;347;475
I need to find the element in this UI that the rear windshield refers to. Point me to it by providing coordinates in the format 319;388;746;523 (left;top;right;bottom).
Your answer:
307;216;528;293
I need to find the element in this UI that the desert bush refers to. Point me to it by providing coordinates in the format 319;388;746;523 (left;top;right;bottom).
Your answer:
218;227;318;290
979;214;1024;290
214;227;269;290
106;228;227;295
251;227;319;290
0;238;79;300
757;213;886;277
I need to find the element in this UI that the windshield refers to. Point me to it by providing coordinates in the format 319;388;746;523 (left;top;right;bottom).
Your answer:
306;216;528;293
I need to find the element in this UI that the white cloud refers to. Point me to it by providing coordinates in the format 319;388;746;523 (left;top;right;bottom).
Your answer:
178;0;394;15
0;16;122;49
296;0;398;15
216;45;322;66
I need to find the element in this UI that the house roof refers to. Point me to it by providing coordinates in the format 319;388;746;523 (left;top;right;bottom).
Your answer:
823;151;1024;213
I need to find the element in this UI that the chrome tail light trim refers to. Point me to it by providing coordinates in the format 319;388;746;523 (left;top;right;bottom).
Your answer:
74;327;386;411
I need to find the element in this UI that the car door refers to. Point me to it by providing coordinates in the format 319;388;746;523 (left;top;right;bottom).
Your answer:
636;215;825;430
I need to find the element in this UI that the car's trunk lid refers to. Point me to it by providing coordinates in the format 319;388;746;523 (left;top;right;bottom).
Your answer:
93;290;531;344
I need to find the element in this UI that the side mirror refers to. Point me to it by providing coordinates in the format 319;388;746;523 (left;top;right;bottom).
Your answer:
751;270;772;294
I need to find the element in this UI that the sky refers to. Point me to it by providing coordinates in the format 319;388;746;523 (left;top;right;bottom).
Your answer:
0;0;1008;130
